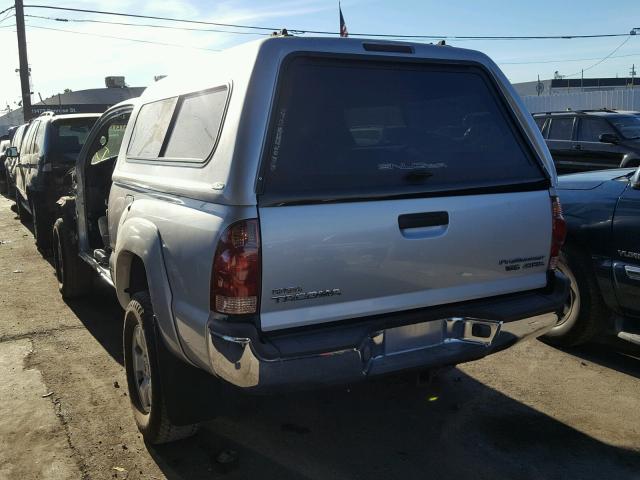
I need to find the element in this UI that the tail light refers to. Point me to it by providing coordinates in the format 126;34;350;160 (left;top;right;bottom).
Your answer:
211;219;261;315
549;196;567;270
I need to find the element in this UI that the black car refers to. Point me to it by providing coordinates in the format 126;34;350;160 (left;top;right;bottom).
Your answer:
9;111;99;252
543;166;640;347
533;110;640;174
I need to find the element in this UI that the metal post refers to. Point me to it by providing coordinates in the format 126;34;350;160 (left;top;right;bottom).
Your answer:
632;64;636;110
14;0;32;122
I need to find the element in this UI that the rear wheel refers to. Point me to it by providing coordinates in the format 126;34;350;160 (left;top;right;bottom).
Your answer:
32;200;53;254
5;170;14;198
543;249;609;347
15;189;30;221
52;218;93;298
123;292;199;444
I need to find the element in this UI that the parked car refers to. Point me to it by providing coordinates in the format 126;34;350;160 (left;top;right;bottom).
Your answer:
533;109;640;174
0;139;11;193
544;166;640;347
11;111;99;251
53;37;568;444
4;123;29;198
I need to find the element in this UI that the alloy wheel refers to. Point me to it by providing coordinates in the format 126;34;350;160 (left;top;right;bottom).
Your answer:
131;324;152;414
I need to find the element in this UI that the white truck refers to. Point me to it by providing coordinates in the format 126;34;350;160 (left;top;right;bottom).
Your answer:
52;36;568;444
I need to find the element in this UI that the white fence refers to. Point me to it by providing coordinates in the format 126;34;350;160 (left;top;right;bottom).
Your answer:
522;89;640;114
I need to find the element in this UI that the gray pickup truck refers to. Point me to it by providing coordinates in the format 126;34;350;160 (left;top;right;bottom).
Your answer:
52;36;568;444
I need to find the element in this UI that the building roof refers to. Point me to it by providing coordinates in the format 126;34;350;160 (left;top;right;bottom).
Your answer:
0;86;145;135
38;87;145;106
551;77;640;88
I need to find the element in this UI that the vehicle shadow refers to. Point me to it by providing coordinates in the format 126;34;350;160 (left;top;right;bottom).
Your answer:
145;369;640;480
61;280;124;365
560;337;640;380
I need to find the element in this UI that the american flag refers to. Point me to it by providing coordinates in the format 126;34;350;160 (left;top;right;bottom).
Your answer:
339;3;348;37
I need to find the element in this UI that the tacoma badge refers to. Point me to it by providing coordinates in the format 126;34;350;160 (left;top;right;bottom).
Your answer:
272;286;342;303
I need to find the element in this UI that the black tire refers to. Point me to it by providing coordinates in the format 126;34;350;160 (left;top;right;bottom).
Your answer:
543;249;609;347
32;199;53;254
52;218;93;298
123;292;199;444
5;170;14;198
15;189;30;221
0;172;6;195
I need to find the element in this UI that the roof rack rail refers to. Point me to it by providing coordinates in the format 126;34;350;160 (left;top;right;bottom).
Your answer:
574;108;618;113
535;108;618;115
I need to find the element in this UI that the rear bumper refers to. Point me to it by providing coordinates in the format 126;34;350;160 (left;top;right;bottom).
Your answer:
206;272;569;392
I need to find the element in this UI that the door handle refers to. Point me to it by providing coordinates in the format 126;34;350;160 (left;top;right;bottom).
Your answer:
572;144;582;150
625;265;640;281
398;212;449;230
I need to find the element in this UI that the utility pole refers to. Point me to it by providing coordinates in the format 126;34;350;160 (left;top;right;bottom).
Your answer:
14;0;32;121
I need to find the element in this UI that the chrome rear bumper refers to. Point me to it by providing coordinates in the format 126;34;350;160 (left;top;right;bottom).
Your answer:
206;312;558;392
206;273;568;392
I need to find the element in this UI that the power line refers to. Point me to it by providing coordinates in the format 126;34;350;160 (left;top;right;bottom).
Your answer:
24;12;640;69
27;13;631;43
0;12;14;24
25;24;222;51
564;35;633;77
499;51;640;65
24;4;284;33
22;4;636;40
25;14;270;36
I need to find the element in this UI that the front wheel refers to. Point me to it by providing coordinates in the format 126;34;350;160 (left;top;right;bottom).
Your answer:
123;292;199;444
543;250;609;347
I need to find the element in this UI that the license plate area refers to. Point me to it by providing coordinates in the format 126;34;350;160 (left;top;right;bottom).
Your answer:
384;321;444;354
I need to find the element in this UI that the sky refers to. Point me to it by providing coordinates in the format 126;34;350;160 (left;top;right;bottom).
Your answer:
0;0;639;110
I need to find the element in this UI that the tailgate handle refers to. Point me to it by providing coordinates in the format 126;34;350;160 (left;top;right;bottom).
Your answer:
398;212;449;230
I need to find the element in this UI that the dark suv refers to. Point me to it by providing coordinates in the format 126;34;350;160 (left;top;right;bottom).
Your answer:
10;111;99;251
533;110;640;174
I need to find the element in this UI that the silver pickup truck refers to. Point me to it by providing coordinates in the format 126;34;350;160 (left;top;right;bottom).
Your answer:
52;36;568;444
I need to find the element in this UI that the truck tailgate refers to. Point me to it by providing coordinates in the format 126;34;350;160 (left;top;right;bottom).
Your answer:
259;190;551;331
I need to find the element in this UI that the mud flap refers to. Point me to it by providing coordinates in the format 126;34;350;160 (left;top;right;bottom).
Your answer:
154;323;223;426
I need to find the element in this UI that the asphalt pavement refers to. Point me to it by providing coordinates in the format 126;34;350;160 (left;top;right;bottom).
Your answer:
0;193;638;480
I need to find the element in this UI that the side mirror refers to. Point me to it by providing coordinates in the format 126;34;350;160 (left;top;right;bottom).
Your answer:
599;133;620;144
6;146;18;158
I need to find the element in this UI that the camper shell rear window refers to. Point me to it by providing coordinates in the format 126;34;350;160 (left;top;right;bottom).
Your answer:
259;56;547;205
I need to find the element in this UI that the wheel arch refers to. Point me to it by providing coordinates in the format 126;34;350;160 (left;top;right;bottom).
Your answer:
562;231;620;316
113;217;187;361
